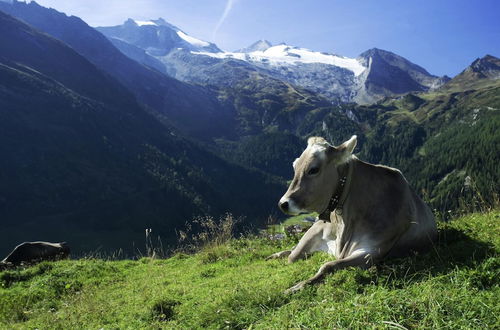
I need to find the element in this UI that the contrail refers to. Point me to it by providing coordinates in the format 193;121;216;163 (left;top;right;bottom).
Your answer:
212;0;238;40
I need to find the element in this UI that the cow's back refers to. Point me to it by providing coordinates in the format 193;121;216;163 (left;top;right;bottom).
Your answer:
343;159;437;258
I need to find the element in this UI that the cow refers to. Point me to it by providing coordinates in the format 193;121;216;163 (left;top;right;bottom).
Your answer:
1;241;70;266
267;135;437;293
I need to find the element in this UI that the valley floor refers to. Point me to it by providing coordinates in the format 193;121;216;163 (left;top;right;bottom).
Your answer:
1;211;499;329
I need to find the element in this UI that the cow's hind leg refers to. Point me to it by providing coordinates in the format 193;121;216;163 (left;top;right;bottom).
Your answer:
285;250;376;294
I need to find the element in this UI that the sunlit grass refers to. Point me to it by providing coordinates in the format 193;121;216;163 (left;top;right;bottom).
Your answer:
1;211;498;328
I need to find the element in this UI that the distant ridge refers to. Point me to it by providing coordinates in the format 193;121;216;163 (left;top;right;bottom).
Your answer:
440;54;500;92
97;17;449;104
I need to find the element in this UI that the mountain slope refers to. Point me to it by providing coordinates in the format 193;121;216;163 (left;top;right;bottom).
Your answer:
0;1;236;140
439;54;500;92
0;11;284;255
349;79;500;212
355;48;449;104
95;13;500;212
97;18;221;54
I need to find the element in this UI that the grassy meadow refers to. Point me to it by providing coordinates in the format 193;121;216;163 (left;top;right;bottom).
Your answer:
0;211;499;329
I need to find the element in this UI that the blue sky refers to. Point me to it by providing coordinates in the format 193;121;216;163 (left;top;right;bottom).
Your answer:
32;0;500;77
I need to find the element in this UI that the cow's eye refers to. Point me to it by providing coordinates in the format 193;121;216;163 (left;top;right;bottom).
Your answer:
307;167;320;175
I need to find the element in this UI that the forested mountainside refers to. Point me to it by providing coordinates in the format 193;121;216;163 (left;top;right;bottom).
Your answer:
212;57;499;212
212;55;500;214
0;0;238;141
0;11;284;255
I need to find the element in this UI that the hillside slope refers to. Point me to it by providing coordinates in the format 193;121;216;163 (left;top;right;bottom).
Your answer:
353;78;500;212
0;211;498;328
0;0;237;140
0;11;285;255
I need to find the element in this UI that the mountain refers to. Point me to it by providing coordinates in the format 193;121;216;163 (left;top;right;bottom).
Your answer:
97;18;448;104
336;64;500;214
96;16;355;140
98;18;221;54
235;39;273;53
189;43;365;103
0;10;285;255
1;0;497;256
355;48;450;104
0;1;236;141
0;0;351;180
440;55;500;92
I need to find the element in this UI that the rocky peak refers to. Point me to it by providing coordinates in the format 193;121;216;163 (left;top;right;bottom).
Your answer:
467;54;500;78
236;40;273;53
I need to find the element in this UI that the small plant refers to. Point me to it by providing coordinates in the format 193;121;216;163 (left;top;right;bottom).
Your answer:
177;213;239;253
144;228;166;259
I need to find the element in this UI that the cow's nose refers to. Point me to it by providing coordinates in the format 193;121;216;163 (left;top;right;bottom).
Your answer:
279;201;289;213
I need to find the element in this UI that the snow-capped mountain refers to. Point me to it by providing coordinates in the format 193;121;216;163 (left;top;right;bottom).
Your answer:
97;18;221;55
234;39;272;53
97;18;448;104
193;43;366;76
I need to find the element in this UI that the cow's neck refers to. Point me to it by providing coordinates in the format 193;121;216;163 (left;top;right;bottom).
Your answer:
318;157;354;221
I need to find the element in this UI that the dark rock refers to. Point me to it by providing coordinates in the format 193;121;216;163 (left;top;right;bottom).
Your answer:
2;242;70;265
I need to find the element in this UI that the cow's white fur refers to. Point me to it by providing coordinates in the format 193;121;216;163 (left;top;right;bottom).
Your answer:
271;135;437;294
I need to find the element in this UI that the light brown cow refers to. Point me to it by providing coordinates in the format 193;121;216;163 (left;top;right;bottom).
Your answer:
268;135;437;293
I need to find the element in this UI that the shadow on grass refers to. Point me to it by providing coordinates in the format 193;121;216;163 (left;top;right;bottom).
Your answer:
369;226;499;290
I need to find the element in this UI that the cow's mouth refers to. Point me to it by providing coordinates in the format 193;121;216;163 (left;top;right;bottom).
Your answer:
278;198;306;215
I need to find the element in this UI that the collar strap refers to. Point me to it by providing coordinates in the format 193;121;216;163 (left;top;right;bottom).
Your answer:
318;160;353;220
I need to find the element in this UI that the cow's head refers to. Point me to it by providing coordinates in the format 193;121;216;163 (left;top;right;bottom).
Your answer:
278;135;357;215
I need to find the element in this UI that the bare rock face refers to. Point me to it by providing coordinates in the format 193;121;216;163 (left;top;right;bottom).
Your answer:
354;48;449;104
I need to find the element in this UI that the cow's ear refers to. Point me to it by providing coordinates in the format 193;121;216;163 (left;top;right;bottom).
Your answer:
339;135;357;154
326;135;357;164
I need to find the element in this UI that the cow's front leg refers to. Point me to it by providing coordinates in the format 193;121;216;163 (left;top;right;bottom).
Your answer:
285;250;376;294
288;220;336;263
265;249;292;260
266;220;334;262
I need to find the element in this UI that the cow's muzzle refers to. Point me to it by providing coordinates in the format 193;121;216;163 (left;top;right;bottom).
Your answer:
278;197;302;215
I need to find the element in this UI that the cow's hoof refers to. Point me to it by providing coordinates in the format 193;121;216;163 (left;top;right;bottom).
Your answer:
284;280;307;294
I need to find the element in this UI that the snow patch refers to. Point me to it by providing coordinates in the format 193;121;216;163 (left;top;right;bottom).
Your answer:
134;20;157;26
176;31;210;48
192;44;366;76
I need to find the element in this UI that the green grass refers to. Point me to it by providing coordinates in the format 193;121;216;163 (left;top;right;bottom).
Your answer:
1;211;499;329
267;212;316;233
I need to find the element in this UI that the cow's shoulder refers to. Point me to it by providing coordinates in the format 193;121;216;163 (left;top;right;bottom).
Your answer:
356;159;406;184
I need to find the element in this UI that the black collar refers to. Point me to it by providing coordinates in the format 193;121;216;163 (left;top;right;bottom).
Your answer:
318;161;351;221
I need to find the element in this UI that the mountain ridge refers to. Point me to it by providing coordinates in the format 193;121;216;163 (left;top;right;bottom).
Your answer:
97;17;449;104
439;54;500;92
